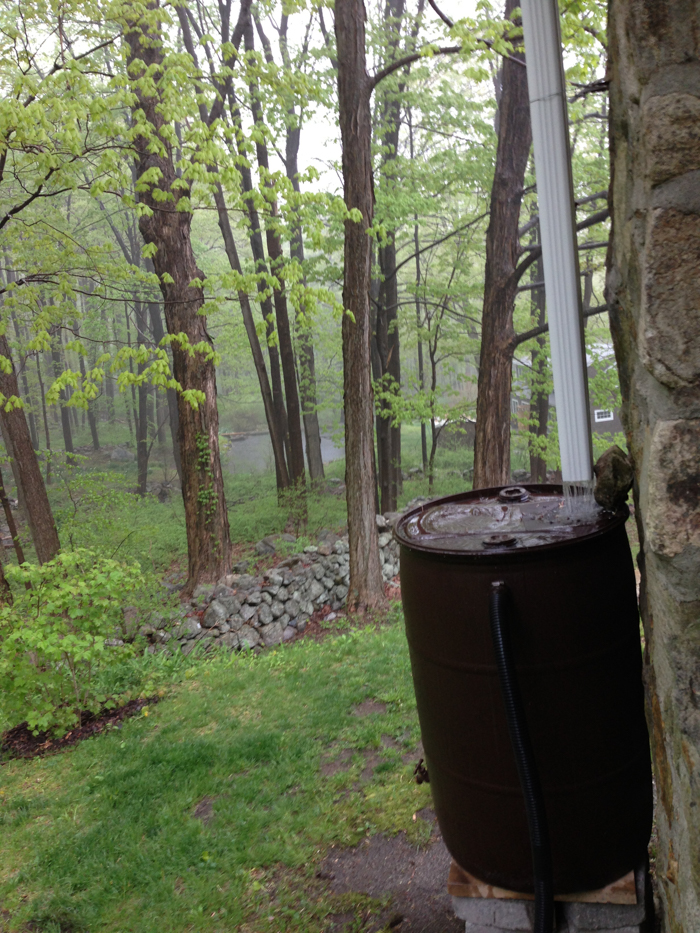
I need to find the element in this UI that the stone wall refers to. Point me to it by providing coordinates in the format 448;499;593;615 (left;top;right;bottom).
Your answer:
140;516;403;657
607;3;700;930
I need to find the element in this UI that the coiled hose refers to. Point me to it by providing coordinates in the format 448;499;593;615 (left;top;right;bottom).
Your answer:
489;581;554;933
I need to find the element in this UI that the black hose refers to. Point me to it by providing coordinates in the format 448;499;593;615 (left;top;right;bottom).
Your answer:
489;581;554;933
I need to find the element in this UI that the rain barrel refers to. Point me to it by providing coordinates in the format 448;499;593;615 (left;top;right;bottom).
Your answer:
396;484;652;895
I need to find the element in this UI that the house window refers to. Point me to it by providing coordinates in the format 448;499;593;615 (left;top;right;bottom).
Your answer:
594;409;614;423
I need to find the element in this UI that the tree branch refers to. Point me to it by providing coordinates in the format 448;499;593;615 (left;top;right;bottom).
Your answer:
513;208;610;284
512;304;609;348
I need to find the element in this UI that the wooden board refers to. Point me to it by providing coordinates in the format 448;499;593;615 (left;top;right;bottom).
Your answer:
447;861;638;905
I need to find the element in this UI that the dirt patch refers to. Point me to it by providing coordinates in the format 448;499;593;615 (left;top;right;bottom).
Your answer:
321;747;354;777
352;699;388;717
192;795;217;824
320;827;463;933
0;697;157;762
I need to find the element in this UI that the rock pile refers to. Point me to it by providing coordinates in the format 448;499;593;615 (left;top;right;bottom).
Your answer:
141;517;402;657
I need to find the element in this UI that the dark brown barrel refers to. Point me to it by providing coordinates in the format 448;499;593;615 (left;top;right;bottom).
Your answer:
396;485;652;895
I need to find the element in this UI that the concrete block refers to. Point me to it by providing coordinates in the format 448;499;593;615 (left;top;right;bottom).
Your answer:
453;895;533;930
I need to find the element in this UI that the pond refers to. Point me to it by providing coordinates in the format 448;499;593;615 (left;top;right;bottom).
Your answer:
222;432;344;474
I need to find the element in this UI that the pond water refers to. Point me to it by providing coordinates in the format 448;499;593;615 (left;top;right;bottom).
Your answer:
223;432;344;474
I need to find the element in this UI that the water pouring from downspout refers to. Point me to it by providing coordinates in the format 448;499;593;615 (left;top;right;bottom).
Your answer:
521;0;597;521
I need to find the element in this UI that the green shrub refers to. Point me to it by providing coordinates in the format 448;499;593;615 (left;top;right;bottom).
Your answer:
0;549;149;736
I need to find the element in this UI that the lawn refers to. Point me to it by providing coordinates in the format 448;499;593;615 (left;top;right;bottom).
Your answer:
0;611;434;933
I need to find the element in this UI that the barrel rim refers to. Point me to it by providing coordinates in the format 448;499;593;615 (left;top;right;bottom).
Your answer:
394;484;629;559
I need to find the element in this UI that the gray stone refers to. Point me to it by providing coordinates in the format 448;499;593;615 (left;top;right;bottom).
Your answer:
216;621;230;635
238;625;260;649
282;625;296;642
270;599;285;619
296;618;307;633
202;600;228;628
110;447;134;461
192;583;216;602
228;614;244;632
261;591;272;605
277;586;289;602
284;598;300;618
304;545;318;553
263;584;279;596
594;445;635;511
265;572;284;586
257;602;273;626
278;612;290;627
213;584;236;600
335;584;348;600
176;617;202;638
255;538;276;555
246;590;263;606
260;621;284;646
218;595;241;616
563;896;645;930
239;604;257;624
377;532;393;548
376;513;389;530
220;631;240;649
181;640;197;656
307;579;324;602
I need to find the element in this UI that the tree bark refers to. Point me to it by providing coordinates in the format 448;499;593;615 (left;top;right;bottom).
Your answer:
35;353;52;484
473;0;531;489
374;0;406;514
135;300;149;496
528;255;548;482
50;328;74;457
243;14;307;502
125;4;232;592
335;0;384;608
10;316;39;451
0;332;60;563
147;299;182;482
285;121;325;484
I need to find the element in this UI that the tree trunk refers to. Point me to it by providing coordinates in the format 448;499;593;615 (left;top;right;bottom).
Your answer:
373;0;406;514
212;183;290;493
607;3;700;929
335;0;384;608
125;5;232;592
243;14;307;504
0;332;60;563
135;300;149;496
10;316;39;451
285;124;325;483
35;353;52;484
74;321;100;452
148;300;182;482
473;0;531;489
50;329;74;457
528;256;548;482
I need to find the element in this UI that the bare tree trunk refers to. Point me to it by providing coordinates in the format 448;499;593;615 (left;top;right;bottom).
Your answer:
473;0;530;489
285;124;325;483
0;332;60;563
528;255;548;482
243;15;307;507
373;0;406;514
35;353;52;484
212;184;290;493
126;5;232;592
0;463;26;566
147;300;182;482
101;309;116;425
335;0;384;608
50;329;74;457
134;300;149;496
10;316;39;451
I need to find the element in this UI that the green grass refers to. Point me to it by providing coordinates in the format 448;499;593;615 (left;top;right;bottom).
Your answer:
0;610;434;933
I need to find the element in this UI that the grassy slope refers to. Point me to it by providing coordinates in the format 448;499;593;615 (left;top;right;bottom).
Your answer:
0;613;434;933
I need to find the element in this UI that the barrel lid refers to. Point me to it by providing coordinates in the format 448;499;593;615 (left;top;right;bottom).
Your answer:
394;485;626;556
